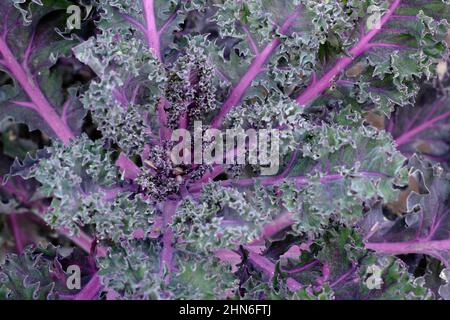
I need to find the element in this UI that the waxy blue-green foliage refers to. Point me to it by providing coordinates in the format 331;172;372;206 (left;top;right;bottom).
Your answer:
0;244;98;300
1;0;450;300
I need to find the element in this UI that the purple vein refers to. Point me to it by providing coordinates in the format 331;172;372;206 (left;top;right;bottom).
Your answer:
11;100;36;109
204;171;387;191
210;8;301;129
295;0;402;106
54;220;107;257
250;212;295;245
366;42;413;50
365;240;450;268
330;263;357;288
1;7;13;39
73;273;102;300
282;259;319;274
425;209;450;241
0;37;75;144
21;29;36;67
158;9;179;36
117;11;146;34
242;25;259;55
420;100;444;126
0;34;110;265
395;110;450;146
9;214;24;253
391;14;418;21
142;0;161;60
61;98;71;125
401;100;443;134
160;200;178;283
245;248;303;291
141;0;171;141
3;178;108;257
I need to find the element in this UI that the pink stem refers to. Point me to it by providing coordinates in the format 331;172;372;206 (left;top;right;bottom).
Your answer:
0;35;108;259
194;165;225;185
365;240;450;268
250;212;294;245
245;247;303;291
0;37;75;144
195;171;387;191
3;178;107;257
118;12;146;34
295;0;401;106
282;259;319;274
38;210;107;257
391;14;417;21
158;9;179;36
178;112;188;129
160;200;178;282
157;98;171;140
73;273;102;300
330;263;357;288
141;0;171;141
21;29;36;67
242;25;259;55
116;153;140;180
395;110;450;146
366;42;412;50
365;239;450;254
317;262;331;286
210;8;301;129
9;214;25;253
11;100;36;109
61;98;71;125
142;0;161;60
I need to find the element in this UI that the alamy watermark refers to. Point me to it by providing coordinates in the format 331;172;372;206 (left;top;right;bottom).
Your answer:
66;265;81;290
170;121;280;176
66;4;93;30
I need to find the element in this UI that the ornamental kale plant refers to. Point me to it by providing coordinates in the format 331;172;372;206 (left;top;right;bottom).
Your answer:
1;0;450;300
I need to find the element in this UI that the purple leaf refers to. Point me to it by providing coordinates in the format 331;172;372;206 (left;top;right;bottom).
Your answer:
365;155;450;268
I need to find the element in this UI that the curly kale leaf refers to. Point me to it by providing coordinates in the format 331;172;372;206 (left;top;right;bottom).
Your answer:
0;244;97;300
0;0;85;142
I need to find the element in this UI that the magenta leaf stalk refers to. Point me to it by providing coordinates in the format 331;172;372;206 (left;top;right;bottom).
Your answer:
8;213;25;253
159;200;178;282
189;171;388;193
395;110;450;146
365;240;450;268
295;0;402;107
142;0;162;60
210;8;301;129
73;273;103;300
141;0;171;141
0;37;75;144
